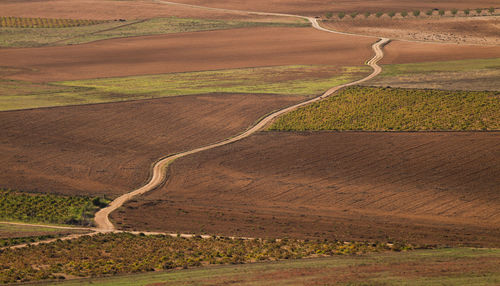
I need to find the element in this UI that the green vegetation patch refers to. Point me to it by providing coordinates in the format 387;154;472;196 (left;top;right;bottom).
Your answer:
365;58;500;91
0;189;109;226
0;16;308;48
0;232;411;283
0;65;369;111
269;86;499;131
58;248;500;286
58;65;368;97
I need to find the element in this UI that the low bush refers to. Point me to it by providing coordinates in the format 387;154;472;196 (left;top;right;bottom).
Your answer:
438;9;445;16
0;232;413;283
464;8;471;15
338;12;346;19
0;189;109;226
376;11;384;18
426;10;433;16
451;8;458;16
401;11;408;17
388;11;396;18
413;10;421;17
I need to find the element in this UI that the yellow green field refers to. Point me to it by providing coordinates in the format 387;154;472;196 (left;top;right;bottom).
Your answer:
270;86;499;131
0;65;368;111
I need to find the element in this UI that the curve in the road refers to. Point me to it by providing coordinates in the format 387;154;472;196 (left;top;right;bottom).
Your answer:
93;15;390;230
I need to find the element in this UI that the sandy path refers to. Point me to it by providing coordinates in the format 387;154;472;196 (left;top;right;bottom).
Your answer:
3;2;388;247
93;2;389;230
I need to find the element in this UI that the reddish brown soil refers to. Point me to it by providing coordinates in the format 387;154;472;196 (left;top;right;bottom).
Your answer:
171;0;500;15
0;0;245;20
113;132;500;247
382;40;500;64
0;27;375;82
323;16;500;45
0;94;306;198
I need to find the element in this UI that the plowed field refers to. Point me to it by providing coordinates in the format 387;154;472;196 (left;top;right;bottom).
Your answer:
382;40;500;64
4;0;498;19
112;132;500;246
165;0;500;15
0;94;305;198
0;27;375;82
323;16;500;45
0;0;246;20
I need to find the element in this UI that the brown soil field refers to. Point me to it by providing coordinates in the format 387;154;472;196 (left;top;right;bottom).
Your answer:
3;0;497;19
112;132;500;247
323;16;500;45
0;93;306;198
382;41;500;64
170;0;500;15
0;0;248;20
0;27;375;82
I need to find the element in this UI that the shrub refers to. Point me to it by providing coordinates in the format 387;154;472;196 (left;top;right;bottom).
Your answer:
338;12;345;19
476;8;483;15
350;12;358;18
325;12;333;19
0;232;409;283
401;11;408;17
464;8;470;15
451;8;458;16
488;7;495;14
376;11;384;18
364;11;371;18
0;189;109;226
426;10;433;16
438;9;445;16
388;11;396;18
413;10;421;17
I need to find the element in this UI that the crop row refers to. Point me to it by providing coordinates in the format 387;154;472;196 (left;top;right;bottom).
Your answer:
325;7;497;19
0;189;109;226
0;16;107;28
0;232;415;283
269;86;499;131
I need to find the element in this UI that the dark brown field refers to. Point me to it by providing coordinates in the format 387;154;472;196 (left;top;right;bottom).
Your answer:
0;27;375;82
0;94;306;198
112;132;500;247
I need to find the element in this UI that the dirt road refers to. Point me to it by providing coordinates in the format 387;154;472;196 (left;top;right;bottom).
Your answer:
93;5;389;229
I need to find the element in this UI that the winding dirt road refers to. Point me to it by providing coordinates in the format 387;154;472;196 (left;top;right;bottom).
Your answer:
93;1;390;230
2;1;389;244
